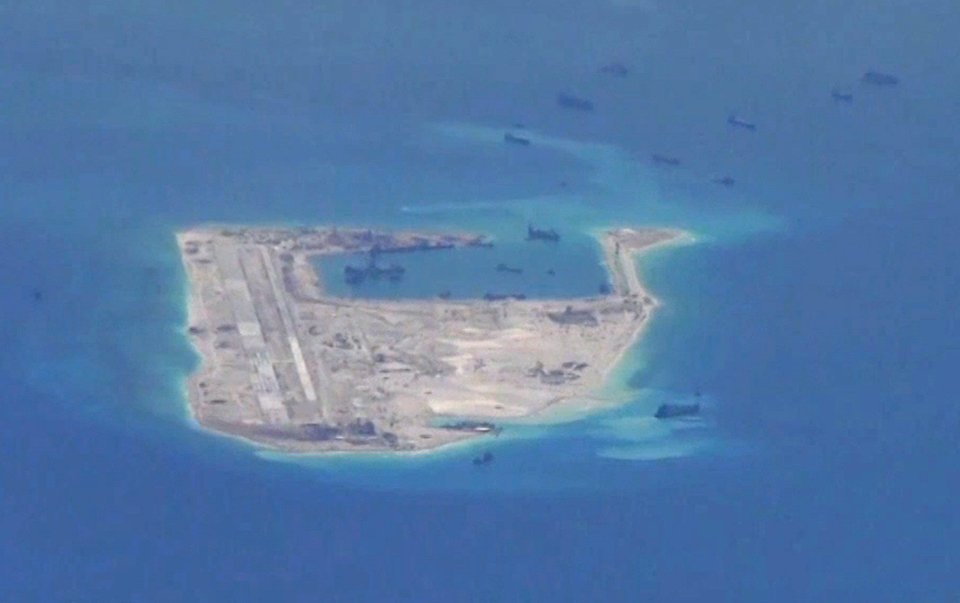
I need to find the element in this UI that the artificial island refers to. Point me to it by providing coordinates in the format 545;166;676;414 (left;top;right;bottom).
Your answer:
177;224;682;453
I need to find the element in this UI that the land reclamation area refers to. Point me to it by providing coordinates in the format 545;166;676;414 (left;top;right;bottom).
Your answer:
177;225;680;453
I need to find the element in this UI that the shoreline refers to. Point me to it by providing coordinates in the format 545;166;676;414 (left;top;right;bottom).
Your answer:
595;227;693;379
176;224;690;457
504;228;695;427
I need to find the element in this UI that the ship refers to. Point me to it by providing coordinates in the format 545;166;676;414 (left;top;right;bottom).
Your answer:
472;451;495;466
483;292;527;301
343;256;406;285
556;93;595;112
727;114;757;131
442;420;498;433
712;176;736;187
861;70;899;86
496;263;523;274
600;62;629;77
504;132;531;146
831;89;854;102
526;224;560;242
652;154;681;166
344;266;365;285
654;402;701;419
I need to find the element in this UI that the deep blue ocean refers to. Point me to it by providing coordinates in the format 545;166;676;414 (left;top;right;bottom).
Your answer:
3;1;960;601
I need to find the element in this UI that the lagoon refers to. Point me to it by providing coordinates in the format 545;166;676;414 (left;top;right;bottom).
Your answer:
317;233;610;300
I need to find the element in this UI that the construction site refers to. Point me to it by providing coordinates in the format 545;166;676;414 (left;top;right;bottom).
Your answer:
177;225;680;453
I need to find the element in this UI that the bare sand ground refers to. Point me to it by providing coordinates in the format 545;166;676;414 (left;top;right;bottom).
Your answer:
177;225;687;454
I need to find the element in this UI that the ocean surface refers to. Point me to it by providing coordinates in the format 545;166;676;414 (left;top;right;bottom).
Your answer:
3;1;960;601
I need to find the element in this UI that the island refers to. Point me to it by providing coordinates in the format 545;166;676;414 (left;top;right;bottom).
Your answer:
177;225;682;453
